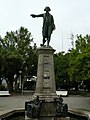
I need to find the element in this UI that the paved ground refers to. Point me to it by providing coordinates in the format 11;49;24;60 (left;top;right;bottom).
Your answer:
0;93;90;112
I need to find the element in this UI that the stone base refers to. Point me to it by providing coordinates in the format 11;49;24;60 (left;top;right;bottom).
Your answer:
25;47;68;120
33;47;57;102
25;101;56;118
40;101;56;116
25;117;70;120
56;117;70;120
25;99;68;118
33;92;57;102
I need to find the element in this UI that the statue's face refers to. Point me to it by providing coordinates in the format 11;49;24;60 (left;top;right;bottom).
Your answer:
46;10;49;13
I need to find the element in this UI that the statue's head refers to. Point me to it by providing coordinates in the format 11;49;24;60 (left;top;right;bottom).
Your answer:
44;6;51;12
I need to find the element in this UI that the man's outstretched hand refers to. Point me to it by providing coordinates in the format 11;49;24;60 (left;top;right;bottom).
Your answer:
30;14;36;18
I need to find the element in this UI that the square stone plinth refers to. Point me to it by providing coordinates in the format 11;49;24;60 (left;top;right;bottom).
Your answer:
33;47;57;101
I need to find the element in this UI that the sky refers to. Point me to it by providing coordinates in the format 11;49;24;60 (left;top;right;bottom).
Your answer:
0;0;90;53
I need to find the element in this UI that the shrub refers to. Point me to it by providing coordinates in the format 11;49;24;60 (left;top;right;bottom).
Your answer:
0;85;7;91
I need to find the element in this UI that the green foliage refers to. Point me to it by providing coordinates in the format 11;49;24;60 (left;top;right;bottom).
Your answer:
69;34;90;83
0;27;38;91
0;85;7;91
54;34;90;91
54;52;70;89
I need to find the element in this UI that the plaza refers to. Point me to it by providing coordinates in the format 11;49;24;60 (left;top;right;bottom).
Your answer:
0;94;90;112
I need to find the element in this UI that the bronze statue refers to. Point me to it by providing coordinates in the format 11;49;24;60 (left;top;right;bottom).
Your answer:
27;96;45;118
54;95;68;117
31;6;55;46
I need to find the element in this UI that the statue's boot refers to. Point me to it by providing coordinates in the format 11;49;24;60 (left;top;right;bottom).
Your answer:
40;39;46;46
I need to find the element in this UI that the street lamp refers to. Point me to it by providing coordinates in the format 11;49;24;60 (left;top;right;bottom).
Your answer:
19;71;22;93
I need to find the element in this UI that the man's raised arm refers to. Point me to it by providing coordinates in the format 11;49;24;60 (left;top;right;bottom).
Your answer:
30;14;43;18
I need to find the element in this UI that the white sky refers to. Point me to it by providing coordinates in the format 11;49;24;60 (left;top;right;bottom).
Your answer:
0;0;90;53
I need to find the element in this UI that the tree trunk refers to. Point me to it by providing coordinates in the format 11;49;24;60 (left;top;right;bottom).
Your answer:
8;77;13;93
15;78;18;92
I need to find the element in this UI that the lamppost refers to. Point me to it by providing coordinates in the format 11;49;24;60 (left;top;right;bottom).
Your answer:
19;71;22;93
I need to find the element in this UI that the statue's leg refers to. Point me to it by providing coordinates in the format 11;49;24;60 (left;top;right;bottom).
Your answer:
40;37;46;46
43;37;46;45
47;35;51;46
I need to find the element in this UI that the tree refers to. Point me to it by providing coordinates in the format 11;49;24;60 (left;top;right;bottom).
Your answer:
54;52;70;90
69;35;90;90
0;36;3;85
0;27;38;92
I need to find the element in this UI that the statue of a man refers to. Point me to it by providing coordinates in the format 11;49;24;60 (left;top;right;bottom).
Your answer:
31;6;56;46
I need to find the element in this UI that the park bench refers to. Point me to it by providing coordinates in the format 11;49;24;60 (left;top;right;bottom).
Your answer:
0;91;10;96
56;90;68;96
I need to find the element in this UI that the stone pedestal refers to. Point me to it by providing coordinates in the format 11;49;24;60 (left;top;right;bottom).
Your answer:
56;117;70;120
33;46;57;101
25;117;70;120
25;46;68;120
